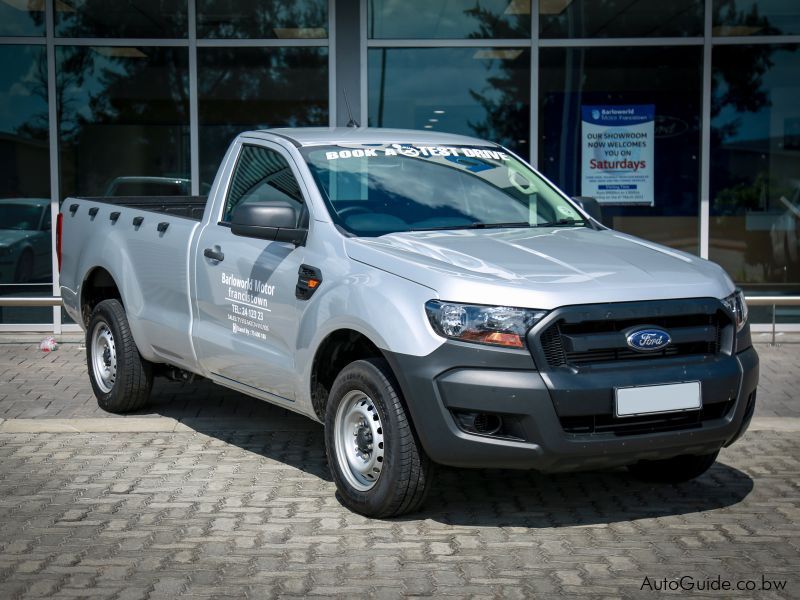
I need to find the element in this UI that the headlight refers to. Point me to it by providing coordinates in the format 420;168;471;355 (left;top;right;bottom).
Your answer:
722;290;748;332
425;300;547;348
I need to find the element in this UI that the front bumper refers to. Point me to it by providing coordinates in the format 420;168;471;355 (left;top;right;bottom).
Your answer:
385;340;759;472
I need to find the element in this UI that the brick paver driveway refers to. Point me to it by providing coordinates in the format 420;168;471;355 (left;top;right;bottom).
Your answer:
0;339;798;598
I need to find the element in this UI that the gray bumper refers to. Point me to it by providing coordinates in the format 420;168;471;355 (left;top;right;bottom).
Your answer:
385;341;759;472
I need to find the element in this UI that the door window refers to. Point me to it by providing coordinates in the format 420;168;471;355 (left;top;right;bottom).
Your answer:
223;144;304;223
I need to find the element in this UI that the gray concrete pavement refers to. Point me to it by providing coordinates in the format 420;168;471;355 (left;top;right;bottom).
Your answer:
0;339;798;421
0;430;797;599
0;338;798;598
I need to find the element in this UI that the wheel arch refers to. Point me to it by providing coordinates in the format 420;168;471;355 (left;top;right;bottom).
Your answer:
80;266;122;328
309;328;391;421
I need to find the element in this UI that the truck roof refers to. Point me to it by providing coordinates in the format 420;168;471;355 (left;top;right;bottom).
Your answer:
245;127;498;148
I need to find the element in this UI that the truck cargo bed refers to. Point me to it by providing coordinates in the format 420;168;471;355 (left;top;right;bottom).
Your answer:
71;196;209;221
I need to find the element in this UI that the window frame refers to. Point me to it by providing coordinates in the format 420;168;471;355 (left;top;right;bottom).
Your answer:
218;141;309;227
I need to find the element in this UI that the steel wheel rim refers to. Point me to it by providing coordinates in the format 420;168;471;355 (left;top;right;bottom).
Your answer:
334;390;385;491
91;321;117;393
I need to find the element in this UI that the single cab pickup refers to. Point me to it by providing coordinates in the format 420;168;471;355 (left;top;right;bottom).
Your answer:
59;128;759;517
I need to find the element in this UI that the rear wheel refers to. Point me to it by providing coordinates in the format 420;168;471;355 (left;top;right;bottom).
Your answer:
627;450;719;483
86;299;152;413
325;358;432;517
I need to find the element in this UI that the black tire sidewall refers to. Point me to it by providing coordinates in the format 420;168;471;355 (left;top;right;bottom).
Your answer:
86;299;147;412
324;360;412;517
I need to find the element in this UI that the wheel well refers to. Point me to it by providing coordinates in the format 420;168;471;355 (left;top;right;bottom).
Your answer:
310;329;384;420
81;268;121;327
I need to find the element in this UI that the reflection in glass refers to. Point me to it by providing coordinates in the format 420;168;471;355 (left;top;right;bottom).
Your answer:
539;46;702;254
56;46;190;199
197;0;327;39
540;0;703;38
710;45;800;299
0;1;44;36
368;47;530;156
369;0;530;39
302;144;584;237
0;44;52;320
0;45;50;200
0;198;51;284
713;0;800;36
198;47;328;188
55;0;188;38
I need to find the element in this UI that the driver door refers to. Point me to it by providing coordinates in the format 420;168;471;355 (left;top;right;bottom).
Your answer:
192;142;307;400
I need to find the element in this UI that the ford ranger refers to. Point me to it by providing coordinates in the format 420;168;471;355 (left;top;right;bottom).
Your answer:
58;128;759;517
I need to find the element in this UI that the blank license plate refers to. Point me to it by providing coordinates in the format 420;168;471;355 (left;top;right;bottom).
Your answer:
615;382;701;418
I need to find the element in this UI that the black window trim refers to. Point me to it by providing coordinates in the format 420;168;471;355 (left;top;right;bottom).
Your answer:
220;142;307;226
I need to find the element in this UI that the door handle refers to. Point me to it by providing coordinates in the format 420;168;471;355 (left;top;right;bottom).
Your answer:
203;247;224;262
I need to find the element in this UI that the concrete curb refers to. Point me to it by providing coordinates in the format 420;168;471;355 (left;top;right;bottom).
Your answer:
0;416;319;434
0;416;795;434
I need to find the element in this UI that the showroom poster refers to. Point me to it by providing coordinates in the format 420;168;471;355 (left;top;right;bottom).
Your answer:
581;105;655;206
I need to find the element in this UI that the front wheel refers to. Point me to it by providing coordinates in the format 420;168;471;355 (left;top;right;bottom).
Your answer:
86;299;153;413
627;450;719;483
325;358;432;518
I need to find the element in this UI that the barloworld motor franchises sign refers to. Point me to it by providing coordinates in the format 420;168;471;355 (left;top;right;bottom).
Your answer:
581;105;655;206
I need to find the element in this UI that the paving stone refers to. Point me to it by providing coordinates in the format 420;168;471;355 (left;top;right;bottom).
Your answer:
0;341;796;421
0;342;798;597
0;430;796;598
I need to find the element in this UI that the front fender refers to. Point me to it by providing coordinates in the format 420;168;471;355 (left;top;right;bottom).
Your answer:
293;261;444;408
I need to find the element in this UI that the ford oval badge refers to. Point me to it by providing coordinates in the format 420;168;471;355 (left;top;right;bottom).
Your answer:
626;328;671;352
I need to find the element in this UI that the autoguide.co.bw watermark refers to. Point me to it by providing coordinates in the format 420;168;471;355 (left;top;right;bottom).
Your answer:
641;574;788;593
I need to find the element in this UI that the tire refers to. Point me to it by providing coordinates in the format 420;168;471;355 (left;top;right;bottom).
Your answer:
324;358;432;518
627;450;719;483
86;299;153;413
14;250;33;283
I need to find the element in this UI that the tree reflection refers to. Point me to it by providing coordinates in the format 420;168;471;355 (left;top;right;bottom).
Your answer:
0;3;43;36
464;5;529;153
709;3;800;285
55;0;187;38
197;0;327;38
198;46;329;186
55;46;190;198
710;2;777;157
368;0;530;39
0;46;49;200
714;0;783;36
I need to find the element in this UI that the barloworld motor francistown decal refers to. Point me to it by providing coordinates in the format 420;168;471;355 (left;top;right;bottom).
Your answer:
222;272;273;341
581;105;655;206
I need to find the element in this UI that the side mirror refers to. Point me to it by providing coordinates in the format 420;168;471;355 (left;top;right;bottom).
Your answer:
231;200;307;245
572;196;604;225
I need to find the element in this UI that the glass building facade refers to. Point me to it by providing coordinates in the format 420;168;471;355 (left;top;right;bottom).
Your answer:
1;0;798;330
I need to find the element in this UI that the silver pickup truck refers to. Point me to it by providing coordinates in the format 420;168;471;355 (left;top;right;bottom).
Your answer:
59;128;759;517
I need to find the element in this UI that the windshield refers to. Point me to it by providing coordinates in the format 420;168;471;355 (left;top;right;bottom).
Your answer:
0;204;43;231
301;144;586;237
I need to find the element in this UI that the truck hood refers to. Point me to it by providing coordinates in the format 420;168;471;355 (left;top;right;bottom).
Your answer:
345;227;734;309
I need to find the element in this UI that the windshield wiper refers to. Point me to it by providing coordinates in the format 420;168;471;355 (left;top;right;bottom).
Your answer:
533;218;586;228
410;221;531;232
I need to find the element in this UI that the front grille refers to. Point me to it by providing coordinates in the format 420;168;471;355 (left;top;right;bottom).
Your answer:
565;341;712;366
540;324;567;367
538;309;725;369
560;399;734;436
